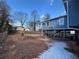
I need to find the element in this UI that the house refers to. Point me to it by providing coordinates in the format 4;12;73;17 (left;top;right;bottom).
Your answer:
42;15;67;37
63;0;79;28
68;0;79;28
36;21;42;31
42;15;67;31
16;26;24;31
42;0;79;30
42;0;79;32
42;0;79;43
16;26;30;32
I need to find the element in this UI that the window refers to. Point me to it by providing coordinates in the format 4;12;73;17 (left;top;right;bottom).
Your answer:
59;18;64;25
47;22;49;26
42;23;45;25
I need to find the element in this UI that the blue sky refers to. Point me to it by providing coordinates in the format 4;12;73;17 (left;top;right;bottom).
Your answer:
7;0;66;17
7;0;66;26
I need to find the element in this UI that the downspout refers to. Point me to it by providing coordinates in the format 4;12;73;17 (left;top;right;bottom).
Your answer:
63;0;69;28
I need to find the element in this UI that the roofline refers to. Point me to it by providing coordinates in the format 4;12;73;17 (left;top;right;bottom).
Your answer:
46;15;67;22
42;15;67;22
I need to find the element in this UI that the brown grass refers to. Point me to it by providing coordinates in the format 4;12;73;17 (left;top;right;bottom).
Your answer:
5;33;51;59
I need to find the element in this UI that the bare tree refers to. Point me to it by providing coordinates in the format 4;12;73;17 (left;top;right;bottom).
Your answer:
0;1;11;59
44;13;50;21
31;10;39;31
14;12;27;28
14;12;28;35
28;21;34;31
0;0;11;32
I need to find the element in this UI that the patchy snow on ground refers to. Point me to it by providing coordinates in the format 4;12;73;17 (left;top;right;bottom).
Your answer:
36;41;77;59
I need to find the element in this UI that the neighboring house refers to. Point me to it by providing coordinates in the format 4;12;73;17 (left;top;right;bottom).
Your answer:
36;25;41;31
25;28;30;31
16;26;24;31
16;26;30;31
36;21;42;31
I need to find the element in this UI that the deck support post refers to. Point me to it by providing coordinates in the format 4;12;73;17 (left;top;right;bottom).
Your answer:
75;30;79;45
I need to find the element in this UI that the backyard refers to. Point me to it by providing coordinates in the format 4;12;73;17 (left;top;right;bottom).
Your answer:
0;0;79;59
0;31;78;59
4;32;52;59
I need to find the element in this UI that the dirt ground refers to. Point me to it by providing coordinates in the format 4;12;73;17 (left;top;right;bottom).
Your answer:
65;41;79;58
4;32;52;59
3;32;79;59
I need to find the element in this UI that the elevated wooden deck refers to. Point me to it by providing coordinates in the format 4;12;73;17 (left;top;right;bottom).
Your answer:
43;28;79;44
